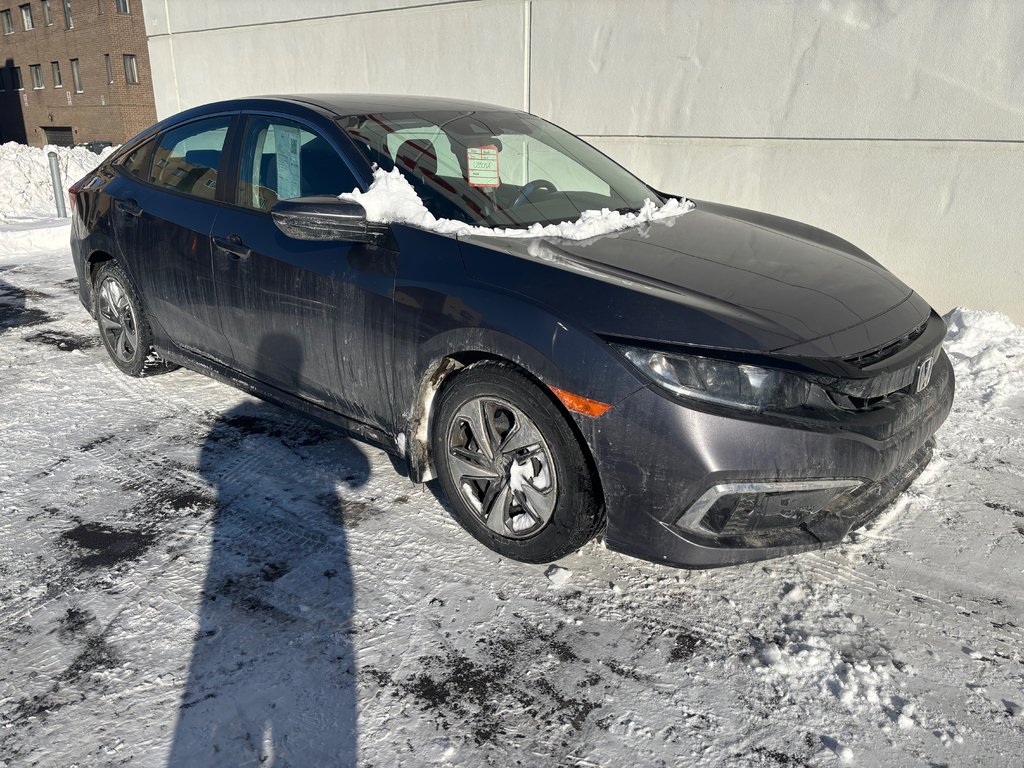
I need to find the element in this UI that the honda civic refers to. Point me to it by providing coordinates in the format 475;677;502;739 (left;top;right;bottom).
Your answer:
69;95;954;568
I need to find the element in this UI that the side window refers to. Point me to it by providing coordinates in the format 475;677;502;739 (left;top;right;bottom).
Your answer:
236;116;357;212
116;137;155;178
149;116;231;200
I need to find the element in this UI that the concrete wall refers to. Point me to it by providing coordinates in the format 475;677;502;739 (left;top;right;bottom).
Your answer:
146;0;1024;322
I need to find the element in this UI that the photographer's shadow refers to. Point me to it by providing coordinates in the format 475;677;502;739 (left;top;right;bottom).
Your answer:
169;334;367;767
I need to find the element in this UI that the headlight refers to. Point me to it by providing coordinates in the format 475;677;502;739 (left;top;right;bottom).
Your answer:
619;347;811;411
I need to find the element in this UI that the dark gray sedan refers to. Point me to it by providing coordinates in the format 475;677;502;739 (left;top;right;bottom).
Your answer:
69;94;953;568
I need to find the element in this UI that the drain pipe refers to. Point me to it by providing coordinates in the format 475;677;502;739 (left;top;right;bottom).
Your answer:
47;151;68;218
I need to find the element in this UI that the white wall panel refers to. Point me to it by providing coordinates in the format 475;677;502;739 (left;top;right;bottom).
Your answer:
589;136;1024;319
145;0;463;35
144;36;181;120
149;1;526;115
531;0;1024;140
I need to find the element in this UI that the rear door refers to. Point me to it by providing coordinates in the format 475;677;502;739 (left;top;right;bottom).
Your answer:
211;113;397;427
114;114;236;360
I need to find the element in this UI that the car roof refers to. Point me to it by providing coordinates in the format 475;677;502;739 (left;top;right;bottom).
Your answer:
196;94;522;117
115;94;528;162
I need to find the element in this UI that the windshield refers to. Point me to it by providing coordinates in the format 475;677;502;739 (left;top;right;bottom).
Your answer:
340;110;662;228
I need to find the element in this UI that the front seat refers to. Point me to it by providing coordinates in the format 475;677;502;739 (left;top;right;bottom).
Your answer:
393;139;480;221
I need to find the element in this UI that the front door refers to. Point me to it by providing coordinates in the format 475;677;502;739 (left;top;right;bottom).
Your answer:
212;115;397;428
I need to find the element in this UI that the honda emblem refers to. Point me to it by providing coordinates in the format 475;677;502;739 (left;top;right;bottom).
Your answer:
915;355;934;393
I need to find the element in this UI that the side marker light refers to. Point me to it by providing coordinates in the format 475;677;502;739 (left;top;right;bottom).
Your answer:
549;385;612;418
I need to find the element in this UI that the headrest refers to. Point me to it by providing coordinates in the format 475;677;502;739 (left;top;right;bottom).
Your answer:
394;139;438;177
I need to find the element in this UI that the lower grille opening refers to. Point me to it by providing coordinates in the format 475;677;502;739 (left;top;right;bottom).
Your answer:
677;443;934;550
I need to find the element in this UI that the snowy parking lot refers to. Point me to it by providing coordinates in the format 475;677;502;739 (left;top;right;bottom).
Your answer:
2;215;1023;766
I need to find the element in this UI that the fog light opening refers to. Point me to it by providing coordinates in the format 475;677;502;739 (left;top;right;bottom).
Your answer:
678;480;863;538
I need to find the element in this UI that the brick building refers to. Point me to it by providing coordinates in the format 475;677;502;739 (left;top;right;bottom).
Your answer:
0;0;156;147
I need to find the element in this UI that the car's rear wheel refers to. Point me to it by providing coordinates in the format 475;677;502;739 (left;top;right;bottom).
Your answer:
431;361;604;563
93;261;177;377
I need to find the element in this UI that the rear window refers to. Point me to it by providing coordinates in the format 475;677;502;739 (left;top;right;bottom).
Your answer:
115;137;156;179
148;116;231;200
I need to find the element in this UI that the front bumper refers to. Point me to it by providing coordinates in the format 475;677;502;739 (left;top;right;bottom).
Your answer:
583;350;954;568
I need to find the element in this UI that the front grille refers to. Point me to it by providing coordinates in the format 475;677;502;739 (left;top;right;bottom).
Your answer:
844;320;927;369
827;389;910;412
824;351;934;409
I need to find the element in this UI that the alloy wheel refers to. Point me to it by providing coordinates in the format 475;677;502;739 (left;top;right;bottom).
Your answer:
97;276;140;364
445;396;558;539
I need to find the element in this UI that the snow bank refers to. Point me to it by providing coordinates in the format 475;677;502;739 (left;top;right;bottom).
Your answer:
943;308;1024;405
0;141;114;221
339;167;693;240
0;218;71;256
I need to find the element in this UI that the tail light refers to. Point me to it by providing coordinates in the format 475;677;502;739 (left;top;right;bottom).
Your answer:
68;177;87;212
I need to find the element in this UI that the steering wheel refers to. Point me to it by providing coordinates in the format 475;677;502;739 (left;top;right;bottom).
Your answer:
512;179;558;208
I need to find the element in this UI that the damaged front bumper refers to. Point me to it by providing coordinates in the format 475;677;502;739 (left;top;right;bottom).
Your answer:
583;350;954;568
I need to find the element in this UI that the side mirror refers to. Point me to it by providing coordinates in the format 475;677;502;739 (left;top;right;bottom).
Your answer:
270;196;388;244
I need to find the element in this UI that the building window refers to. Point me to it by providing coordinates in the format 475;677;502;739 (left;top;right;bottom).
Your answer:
2;9;13;34
116;0;130;13
52;61;62;87
70;58;82;92
62;0;72;29
105;53;112;83
123;54;138;84
30;63;43;88
20;3;33;29
12;66;23;90
43;0;52;25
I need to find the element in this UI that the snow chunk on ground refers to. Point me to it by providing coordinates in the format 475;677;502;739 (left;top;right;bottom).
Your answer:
339;167;693;240
544;564;572;588
0;142;114;221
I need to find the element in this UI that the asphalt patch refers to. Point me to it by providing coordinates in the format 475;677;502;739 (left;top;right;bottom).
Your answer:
59;635;120;682
364;624;602;744
669;630;703;661
340;497;385;528
57;607;97;640
25;329;99;351
61;521;157;569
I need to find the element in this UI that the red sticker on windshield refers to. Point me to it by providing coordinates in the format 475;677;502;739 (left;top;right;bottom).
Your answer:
467;145;500;188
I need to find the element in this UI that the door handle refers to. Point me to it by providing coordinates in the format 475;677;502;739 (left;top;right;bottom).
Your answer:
115;199;142;218
213;235;253;260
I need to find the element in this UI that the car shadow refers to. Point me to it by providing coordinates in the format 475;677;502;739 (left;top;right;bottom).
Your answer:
168;334;367;767
1;277;53;334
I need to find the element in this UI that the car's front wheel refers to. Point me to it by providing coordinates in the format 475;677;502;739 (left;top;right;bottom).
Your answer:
93;261;177;377
432;361;604;563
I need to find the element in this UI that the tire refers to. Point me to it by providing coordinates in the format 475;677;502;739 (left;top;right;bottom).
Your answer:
92;261;177;377
431;361;604;563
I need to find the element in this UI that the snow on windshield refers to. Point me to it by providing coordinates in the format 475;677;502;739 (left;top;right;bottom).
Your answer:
339;167;694;240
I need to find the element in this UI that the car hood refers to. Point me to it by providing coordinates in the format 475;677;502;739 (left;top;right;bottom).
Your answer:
459;200;923;356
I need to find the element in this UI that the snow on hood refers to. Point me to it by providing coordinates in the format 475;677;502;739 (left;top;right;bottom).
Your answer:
0;141;115;221
338;167;693;240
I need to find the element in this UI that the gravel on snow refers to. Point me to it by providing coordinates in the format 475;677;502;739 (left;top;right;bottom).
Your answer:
1;220;1023;767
